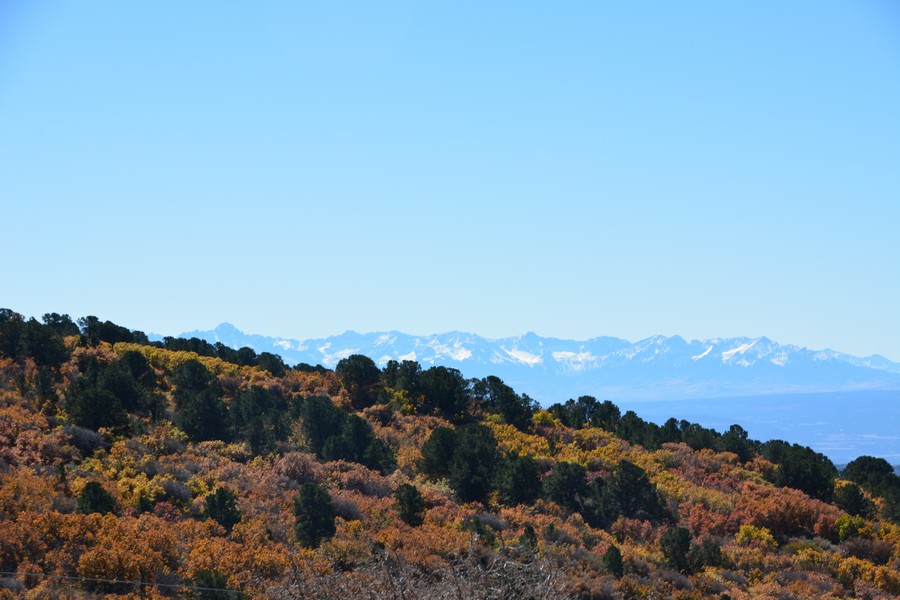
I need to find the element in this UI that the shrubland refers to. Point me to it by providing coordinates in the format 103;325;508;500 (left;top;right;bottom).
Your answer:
1;308;899;599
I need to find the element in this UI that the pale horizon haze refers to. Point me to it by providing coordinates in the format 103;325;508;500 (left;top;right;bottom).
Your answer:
2;2;899;361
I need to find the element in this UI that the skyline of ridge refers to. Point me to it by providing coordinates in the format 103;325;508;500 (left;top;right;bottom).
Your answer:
183;321;900;358
170;322;900;402
179;321;900;363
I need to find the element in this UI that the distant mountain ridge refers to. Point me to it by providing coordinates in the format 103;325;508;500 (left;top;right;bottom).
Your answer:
170;324;900;404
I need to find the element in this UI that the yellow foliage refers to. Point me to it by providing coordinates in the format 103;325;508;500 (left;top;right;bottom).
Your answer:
835;513;865;541
746;456;777;482
651;469;733;513
86;440;140;480
573;427;620;453
873;565;900;595
792;546;839;572
394;444;421;472
835;556;873;589
877;520;900;546
384;387;421;415
281;369;343;397
112;343;247;377
546;426;634;467
531;409;561;427
186;474;218;499
117;472;155;507
487;422;551;458
735;524;778;549
192;440;251;462
140;423;189;453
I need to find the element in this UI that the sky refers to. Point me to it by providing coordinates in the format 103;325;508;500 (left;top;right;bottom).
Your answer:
1;1;899;360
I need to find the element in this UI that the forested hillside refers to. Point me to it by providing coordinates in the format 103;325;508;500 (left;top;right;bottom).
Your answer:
1;309;899;599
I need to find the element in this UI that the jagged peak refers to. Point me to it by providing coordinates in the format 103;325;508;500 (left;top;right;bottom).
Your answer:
213;322;243;334
172;325;900;395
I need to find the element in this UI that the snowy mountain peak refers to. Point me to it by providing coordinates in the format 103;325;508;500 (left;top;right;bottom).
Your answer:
173;326;900;403
208;322;234;334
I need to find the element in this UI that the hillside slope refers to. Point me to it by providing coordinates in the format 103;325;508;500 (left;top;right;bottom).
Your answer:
1;309;899;599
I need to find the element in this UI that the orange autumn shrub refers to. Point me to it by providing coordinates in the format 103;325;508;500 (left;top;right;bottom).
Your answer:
730;481;842;537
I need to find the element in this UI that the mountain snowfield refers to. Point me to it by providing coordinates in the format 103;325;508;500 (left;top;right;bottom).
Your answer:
173;324;900;404
166;324;900;461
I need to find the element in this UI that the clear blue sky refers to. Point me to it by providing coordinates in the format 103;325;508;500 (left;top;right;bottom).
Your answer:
1;1;898;360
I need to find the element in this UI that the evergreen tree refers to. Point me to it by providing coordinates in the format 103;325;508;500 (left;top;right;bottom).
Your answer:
842;456;900;521
120;350;157;388
609;460;666;521
762;440;836;501
232;385;279;455
681;421;719;451
335;354;381;409
189;570;246;600
834;482;872;516
77;315;139;345
257;351;287;377
172;359;214;394
177;388;230;442
77;481;117;515
843;455;895;490
34;368;56;407
319;413;396;474
172;361;229;441
420;366;470;419
0;308;24;359
602;544;624;578
419;426;458;479
394;484;425;526
362;437;397;475
21;317;68;369
99;359;146;412
498;453;542;506
519;524;538;549
66;386;126;432
63;360;128;431
474;376;536;430
299;396;347;456
294;483;336;548
716;424;754;462
448;424;498;503
588;400;622;431
661;527;692;573
687;539;723;571
381;359;422;396
543;461;589;513
204;487;242;532
41;312;80;337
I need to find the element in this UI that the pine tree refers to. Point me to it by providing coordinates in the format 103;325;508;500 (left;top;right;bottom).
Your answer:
294;483;336;548
394;484;425;526
602;544;624;578
77;481;117;515
204;487;242;532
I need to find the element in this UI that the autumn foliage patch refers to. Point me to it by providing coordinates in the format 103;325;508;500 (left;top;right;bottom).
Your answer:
0;308;898;598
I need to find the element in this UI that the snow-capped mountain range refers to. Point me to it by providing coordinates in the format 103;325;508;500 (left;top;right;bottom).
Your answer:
169;324;900;404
